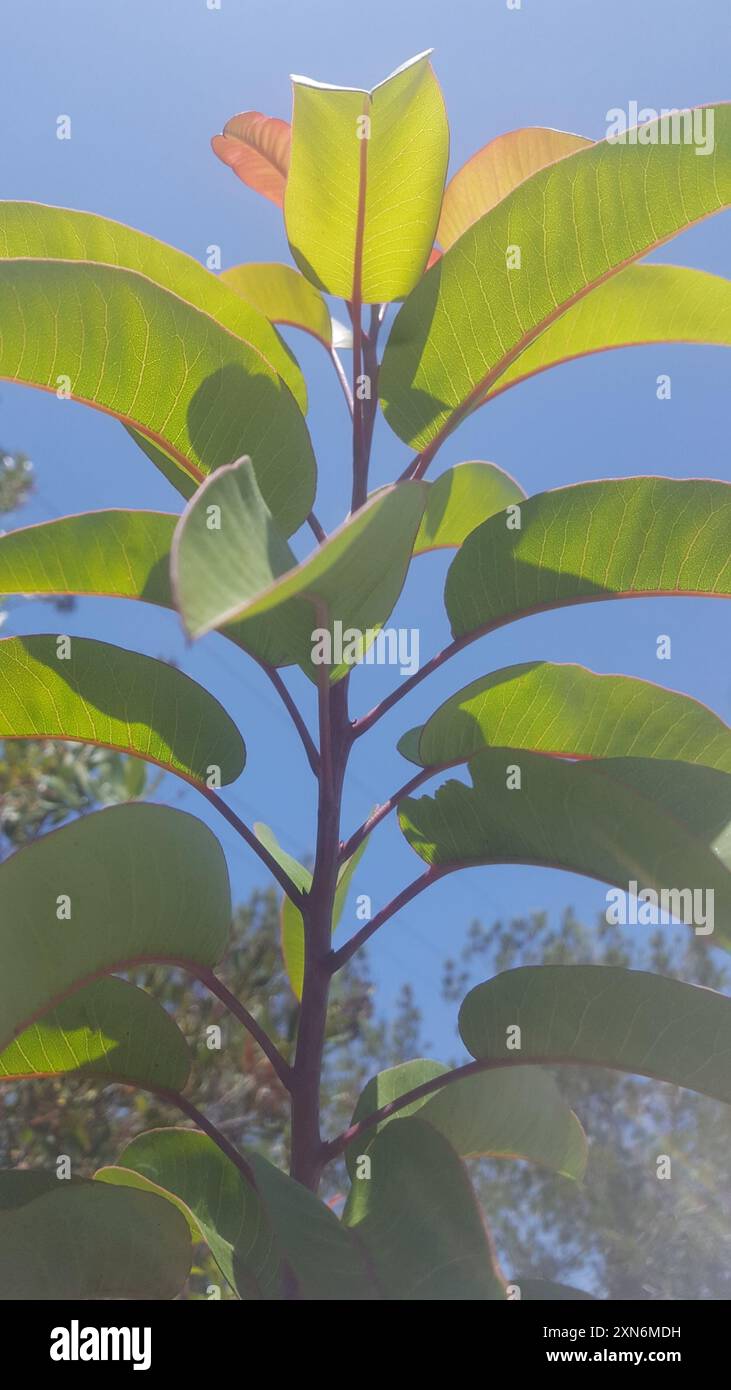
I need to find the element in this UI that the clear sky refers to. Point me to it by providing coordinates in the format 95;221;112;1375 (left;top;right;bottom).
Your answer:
2;0;730;1051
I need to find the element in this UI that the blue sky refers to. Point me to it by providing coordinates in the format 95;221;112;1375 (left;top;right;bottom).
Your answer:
2;0;730;1051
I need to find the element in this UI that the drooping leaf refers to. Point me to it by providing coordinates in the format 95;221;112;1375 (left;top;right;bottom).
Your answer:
222;262;335;348
172;459;426;678
403;662;731;773
380;105;731;447
0;977;190;1092
0;634;245;786
278;835;369;999
437;126;591;248
413;461;525;553
247;1152;376;1300
0;1172;191;1300
459;964;731;1105
0;200;305;412
0;259;315;534
486;265;731;401
0;803;231;1050
212;112;291;207
0;509;273;660
445;478;731;644
345;1059;586;1180
98;1130;281;1300
342;1117;506;1300
399;748;731;949
254;823;312;894
284;51;449;302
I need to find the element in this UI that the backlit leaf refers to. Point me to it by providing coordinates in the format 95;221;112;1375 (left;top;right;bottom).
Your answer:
0;977;190;1092
0;258;315;534
99;1129;281;1300
445;478;731;644
413;461;525;553
459;964;731;1105
346;1059;586;1180
285;52;448;301
381;105;731;447
486;265;731;401
0;634;245;786
0;803;231;1050
222;262;334;347
342;1118;506;1299
0;200;305;411
406;662;731;773
437;126;591;248
0;1172;191;1300
399;749;731;949
172;459;426;678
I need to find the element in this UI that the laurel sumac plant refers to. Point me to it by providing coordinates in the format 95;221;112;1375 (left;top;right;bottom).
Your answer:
0;54;730;1301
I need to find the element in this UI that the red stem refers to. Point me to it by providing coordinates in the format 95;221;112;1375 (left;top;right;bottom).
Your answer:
352;635;463;738
197;967;292;1089
262;663;320;777
156;1089;259;1190
201;787;307;908
320;1059;490;1164
329;864;449;971
339;765;439;863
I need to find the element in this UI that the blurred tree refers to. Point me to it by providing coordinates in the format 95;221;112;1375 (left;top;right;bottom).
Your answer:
0;449;33;514
445;909;731;1301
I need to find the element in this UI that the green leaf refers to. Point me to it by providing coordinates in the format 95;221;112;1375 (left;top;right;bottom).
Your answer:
487;265;731;401
445;478;731;644
459;964;731;1105
278;835;369;999
98;1130;281;1300
0;977;190;1092
0;634;245;787
413;461;525;554
380;105;731;447
437;126;591;248
396;726;424;765
345;1059;586;1180
0;260;315;535
342;1117;506;1300
0;1172;191;1299
0;509;272;661
399;749;731;949
284;51;448;301
247;1152;376;1300
405;662;731;773
254;822;312;895
222;262;335;348
0;803;231;1050
0;200;305;410
172;459;426;678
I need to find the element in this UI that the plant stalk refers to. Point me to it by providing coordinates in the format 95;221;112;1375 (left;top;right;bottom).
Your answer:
289;679;351;1190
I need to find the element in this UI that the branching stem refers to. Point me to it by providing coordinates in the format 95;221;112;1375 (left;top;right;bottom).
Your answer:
201;788;308;907
196;966;293;1089
156;1088;259;1190
339;765;439;863
329;864;450;971
262;663;320;776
